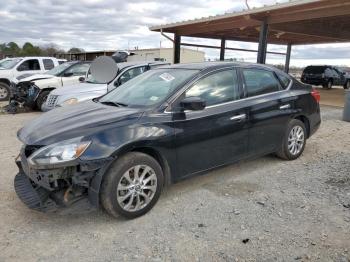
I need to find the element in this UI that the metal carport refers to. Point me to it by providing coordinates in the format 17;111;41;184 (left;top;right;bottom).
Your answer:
149;0;350;73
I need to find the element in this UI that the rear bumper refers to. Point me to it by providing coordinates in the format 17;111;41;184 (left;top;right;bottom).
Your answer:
308;106;321;138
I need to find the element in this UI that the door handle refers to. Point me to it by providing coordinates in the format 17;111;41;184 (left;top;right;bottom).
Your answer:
230;114;246;121
279;104;291;110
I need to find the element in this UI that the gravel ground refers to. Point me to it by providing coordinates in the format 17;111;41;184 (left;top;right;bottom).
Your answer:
0;106;349;262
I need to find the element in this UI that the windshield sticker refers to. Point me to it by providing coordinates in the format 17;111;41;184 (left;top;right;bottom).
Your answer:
159;73;175;82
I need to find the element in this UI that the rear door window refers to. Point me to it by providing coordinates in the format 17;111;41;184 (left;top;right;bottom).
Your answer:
43;59;55;70
242;69;282;97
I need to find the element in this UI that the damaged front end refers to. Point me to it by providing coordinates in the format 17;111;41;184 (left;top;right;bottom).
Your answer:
7;81;40;113
14;142;113;212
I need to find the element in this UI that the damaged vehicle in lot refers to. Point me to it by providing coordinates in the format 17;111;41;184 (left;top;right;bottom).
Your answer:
42;61;168;111
14;62;321;219
8;61;91;112
0;57;65;101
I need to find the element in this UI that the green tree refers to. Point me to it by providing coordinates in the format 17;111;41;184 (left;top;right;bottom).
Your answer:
1;42;21;56
21;42;41;56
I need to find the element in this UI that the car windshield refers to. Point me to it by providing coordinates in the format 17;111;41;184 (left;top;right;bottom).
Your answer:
45;62;73;76
0;58;22;69
99;68;199;107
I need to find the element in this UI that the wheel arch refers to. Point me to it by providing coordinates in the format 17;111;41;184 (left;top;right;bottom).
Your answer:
130;146;172;187
294;115;310;138
113;144;172;187
88;144;172;208
0;78;11;85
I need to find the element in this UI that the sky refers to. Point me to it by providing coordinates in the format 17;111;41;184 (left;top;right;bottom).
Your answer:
1;0;350;67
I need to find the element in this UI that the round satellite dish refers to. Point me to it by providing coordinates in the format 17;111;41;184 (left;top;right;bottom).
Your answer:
90;56;119;83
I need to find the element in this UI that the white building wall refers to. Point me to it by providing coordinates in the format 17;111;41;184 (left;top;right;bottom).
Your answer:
127;48;205;63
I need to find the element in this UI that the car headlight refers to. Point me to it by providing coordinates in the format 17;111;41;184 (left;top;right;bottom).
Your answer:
28;137;91;166
62;98;78;106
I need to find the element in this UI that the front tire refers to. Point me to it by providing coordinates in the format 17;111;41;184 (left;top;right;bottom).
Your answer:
100;152;164;219
344;80;350;89
36;90;51;110
0;82;10;101
276;119;306;160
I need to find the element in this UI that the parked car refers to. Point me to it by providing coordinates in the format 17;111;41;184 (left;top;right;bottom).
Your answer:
0;58;14;68
42;61;168;111
0;57;66;101
14;62;321;219
10;61;91;110
301;65;350;89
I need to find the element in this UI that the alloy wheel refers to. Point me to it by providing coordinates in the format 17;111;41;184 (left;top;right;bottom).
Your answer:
0;86;8;99
116;165;158;212
288;126;305;155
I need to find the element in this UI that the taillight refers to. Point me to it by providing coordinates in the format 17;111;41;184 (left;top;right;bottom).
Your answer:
311;88;320;103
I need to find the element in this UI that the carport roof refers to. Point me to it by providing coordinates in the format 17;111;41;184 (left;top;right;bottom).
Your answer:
149;0;350;45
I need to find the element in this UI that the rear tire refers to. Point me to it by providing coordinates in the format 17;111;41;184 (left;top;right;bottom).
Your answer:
100;152;164;219
36;90;51;110
344;80;350;90
276;119;306;160
323;80;332;89
0;82;10;101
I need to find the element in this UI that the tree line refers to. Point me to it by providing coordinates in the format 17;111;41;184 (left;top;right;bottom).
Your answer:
0;42;84;57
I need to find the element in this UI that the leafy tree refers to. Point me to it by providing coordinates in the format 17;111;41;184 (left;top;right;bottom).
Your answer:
21;42;42;56
1;42;21;56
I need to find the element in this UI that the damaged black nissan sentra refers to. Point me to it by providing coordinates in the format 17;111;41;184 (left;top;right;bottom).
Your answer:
14;62;321;219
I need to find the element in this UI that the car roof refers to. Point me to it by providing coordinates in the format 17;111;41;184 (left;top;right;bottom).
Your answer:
160;61;281;71
116;61;168;70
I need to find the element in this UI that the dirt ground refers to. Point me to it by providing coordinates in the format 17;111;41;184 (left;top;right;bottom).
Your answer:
0;105;349;261
316;86;347;108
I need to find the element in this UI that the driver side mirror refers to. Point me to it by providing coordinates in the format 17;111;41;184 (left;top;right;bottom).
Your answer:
180;97;206;111
78;76;85;82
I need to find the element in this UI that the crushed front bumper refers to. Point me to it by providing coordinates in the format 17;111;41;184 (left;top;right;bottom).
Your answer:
14;172;57;212
13;147;114;212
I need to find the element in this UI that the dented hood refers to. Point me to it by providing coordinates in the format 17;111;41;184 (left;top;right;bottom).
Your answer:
18;100;143;145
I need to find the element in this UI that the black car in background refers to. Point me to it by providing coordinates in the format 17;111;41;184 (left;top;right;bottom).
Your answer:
14;62;321;219
301;65;350;89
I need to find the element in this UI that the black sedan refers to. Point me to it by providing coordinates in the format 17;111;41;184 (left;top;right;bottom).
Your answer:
14;62;321;218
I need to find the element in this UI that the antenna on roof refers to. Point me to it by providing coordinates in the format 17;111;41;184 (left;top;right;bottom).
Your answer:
245;0;251;10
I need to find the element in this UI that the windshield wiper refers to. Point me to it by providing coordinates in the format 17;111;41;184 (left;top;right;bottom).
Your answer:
99;101;128;107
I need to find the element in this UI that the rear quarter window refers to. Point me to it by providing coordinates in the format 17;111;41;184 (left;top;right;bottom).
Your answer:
303;66;326;74
276;72;291;89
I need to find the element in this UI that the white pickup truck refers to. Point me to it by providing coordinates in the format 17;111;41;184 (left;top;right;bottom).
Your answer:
0;57;66;101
